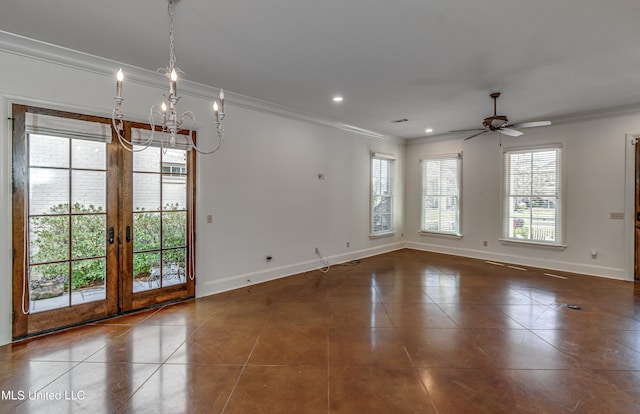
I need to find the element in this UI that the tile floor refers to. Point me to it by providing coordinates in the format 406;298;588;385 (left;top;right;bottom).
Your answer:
2;249;640;413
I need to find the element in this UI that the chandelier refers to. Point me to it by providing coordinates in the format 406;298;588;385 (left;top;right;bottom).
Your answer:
112;0;225;154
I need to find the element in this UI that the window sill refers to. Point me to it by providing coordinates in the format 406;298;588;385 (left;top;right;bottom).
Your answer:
369;232;395;240
499;238;567;250
419;231;462;239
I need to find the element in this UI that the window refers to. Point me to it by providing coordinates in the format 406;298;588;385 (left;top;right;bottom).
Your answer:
421;154;461;235
503;146;562;244
370;153;395;236
162;163;187;176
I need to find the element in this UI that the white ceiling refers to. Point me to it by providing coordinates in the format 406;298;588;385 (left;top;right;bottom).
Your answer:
2;0;640;139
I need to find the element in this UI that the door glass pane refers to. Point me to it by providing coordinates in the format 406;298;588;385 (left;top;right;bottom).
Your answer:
133;212;161;251
72;171;106;213
162;148;187;167
131;142;189;295
29;262;69;313
29;168;69;215
162;181;187;209
133;146;161;172
29;134;69;168
133;173;161;211
26;127;110;315
30;216;70;263
71;258;106;305
133;251;161;292
72;215;106;259
162;248;186;287
163;212;187;248
72;139;106;170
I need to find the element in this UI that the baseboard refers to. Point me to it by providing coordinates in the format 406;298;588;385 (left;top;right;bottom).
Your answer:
196;242;405;298
405;241;628;281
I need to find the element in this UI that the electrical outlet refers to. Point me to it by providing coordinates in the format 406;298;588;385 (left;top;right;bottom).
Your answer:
483;240;488;247
346;242;350;248
315;247;319;254
206;214;213;223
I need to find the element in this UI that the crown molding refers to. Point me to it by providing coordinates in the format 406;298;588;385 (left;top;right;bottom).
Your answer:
407;104;640;146
0;30;402;144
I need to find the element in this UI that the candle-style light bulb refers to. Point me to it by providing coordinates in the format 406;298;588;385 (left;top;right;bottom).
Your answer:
170;69;178;96
213;101;220;123
219;88;225;113
116;69;124;98
161;102;167;112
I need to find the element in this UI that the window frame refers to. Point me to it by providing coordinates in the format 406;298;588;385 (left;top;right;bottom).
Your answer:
370;152;395;238
501;144;564;247
420;153;462;236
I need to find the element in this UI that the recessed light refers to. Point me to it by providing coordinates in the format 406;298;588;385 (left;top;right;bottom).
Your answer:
425;128;433;133
332;96;344;102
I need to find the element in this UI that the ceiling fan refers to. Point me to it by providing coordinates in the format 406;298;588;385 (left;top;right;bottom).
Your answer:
450;92;551;140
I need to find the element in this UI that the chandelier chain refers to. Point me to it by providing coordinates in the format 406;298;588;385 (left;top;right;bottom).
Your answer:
168;0;177;72
112;0;226;156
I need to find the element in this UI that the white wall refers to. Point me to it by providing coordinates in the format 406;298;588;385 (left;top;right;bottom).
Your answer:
405;115;638;280
197;106;404;295
0;35;405;345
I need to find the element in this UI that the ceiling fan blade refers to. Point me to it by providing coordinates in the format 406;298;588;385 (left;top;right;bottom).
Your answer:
449;128;485;133
500;128;524;137
509;121;551;128
464;130;489;141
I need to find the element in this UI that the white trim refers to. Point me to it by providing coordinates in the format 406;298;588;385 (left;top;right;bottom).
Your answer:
501;142;563;154
419;231;462;239
405;241;626;280
409;104;640;145
419;152;461;161
0;30;401;144
501;145;563;244
498;238;567;249
370;155;395;236
369;232;396;239
625;133;640;281
371;152;397;160
197;242;404;297
0;97;12;345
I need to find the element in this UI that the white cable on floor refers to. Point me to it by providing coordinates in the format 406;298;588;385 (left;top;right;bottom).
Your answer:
315;248;330;273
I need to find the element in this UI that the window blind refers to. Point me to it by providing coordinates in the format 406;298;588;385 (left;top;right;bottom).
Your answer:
25;112;111;143
371;155;394;235
131;128;193;151
503;146;562;243
421;154;461;235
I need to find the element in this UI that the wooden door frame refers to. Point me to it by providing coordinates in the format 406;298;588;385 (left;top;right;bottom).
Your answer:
11;104;120;338
635;141;640;280
117;121;196;313
11;105;196;339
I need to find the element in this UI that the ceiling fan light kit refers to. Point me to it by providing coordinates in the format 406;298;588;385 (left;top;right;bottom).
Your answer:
450;92;551;141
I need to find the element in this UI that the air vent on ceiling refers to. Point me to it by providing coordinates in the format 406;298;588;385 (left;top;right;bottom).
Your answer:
390;118;409;123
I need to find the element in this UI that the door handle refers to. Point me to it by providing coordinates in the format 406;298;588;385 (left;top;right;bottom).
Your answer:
126;226;131;243
108;227;114;244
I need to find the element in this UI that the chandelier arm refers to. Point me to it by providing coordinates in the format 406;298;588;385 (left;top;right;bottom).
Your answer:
112;109;151;153
181;111;225;155
191;126;225;155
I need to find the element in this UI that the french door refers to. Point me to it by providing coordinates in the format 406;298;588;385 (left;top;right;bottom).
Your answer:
11;105;195;339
